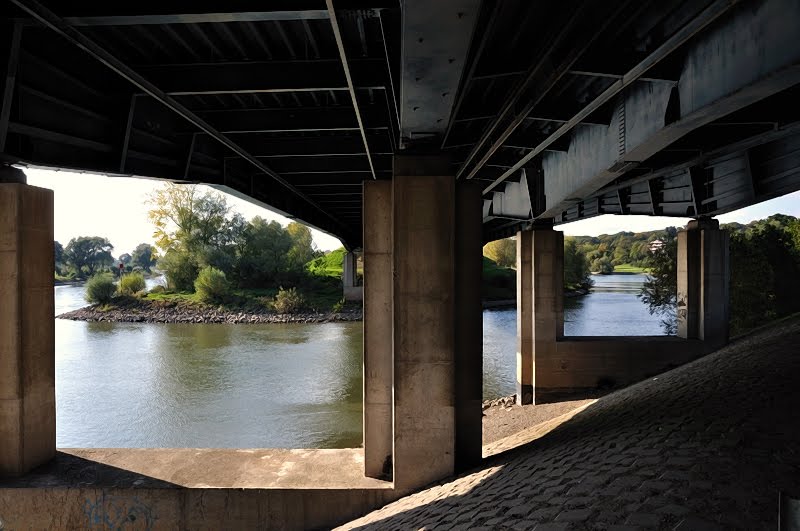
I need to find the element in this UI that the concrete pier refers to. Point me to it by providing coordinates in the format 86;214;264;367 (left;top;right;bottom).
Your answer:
362;181;393;479
392;156;456;491
342;251;362;301
677;219;730;348
0;172;55;477
516;225;565;404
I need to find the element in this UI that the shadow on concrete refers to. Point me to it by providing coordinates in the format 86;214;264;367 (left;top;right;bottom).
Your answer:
342;316;800;530
0;451;179;489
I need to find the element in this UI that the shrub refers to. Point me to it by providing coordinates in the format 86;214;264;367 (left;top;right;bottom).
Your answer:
194;266;230;303
85;273;116;304
118;272;146;295
159;249;198;292
273;286;305;314
148;285;166;295
332;297;345;313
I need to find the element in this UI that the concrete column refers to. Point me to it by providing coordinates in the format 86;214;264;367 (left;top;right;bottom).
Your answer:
392;155;455;491
0;171;55;477
343;252;356;288
516;230;534;405
530;226;564;403
342;250;362;302
677;219;729;348
362;181;393;479
454;182;483;471
516;225;564;404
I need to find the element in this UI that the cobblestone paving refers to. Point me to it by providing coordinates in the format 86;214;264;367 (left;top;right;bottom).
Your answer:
339;317;800;530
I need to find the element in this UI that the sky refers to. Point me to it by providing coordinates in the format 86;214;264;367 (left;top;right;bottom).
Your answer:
24;167;800;256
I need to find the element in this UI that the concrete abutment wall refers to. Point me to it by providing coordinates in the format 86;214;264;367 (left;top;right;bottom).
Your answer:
517;222;730;403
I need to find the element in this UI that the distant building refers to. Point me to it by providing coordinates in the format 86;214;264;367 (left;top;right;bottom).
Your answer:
649;239;665;253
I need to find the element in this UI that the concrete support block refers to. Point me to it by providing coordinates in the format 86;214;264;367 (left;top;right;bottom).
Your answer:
677;219;729;348
516;230;534;405
392;155;455;491
0;183;55;477
454;182;483;471
362;181;393;479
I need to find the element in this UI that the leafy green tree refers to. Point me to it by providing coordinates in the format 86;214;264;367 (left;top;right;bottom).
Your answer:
590;256;614;274
54;241;64;275
564;237;591;289
237;217;294;287
286;222;316;270
118;253;132;265
159;249;199;292
64;236;114;278
484;238;516;268
639;234;678;334
131;243;158;272
148;184;234;253
612;240;631;265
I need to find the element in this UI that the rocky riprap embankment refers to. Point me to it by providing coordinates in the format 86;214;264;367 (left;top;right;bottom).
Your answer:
57;298;362;324
482;394;516;410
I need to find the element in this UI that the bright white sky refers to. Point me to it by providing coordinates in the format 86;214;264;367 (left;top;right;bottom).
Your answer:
24;167;800;256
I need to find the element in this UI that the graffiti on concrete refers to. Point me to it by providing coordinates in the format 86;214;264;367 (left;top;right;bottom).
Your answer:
84;494;155;529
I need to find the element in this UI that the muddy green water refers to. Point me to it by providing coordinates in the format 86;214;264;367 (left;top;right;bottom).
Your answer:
54;273;663;448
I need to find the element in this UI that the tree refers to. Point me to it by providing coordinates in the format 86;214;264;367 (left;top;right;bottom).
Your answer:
159;248;199;292
612;240;631;265
64;236;114;278
639;233;678;334
484;238;516;268
148;184;239;286
54;241;64;275
131;243;158;271
118;253;132;265
286;222;316;270
590;256;614;275
147;184;232;253
564;237;591;289
237;217;294;287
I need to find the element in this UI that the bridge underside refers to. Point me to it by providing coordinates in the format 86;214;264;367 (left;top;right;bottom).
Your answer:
1;0;799;246
0;1;798;528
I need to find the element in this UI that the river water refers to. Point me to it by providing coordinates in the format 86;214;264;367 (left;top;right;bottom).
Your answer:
54;273;663;448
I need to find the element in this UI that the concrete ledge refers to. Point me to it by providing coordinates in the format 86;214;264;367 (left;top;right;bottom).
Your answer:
0;449;397;530
535;336;708;402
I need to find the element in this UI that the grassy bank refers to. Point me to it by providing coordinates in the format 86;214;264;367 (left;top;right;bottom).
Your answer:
144;280;344;313
612;264;649;274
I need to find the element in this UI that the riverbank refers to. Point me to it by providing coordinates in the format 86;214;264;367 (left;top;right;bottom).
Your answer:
57;297;362;324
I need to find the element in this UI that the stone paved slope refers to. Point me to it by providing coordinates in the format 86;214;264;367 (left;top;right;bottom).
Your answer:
338;317;800;530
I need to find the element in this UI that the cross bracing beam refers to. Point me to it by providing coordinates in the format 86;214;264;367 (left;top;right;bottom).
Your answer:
179;105;389;134
456;0;638;181
481;0;745;196
13;2;398;26
133;59;387;95
326;0;375;179
8;0;350;237
217;134;393;157
224;153;390;173
519;0;800;220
